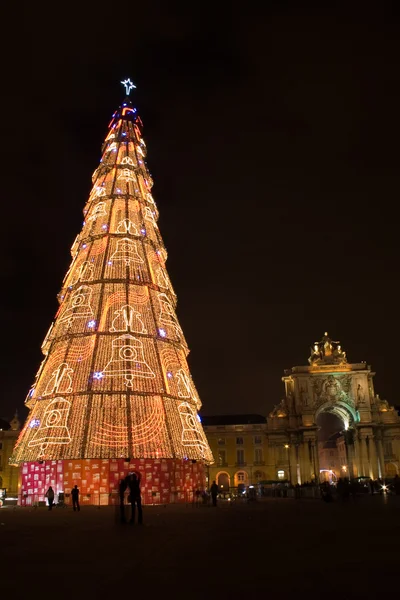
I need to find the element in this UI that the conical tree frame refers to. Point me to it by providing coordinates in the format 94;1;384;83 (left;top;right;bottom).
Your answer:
12;95;213;467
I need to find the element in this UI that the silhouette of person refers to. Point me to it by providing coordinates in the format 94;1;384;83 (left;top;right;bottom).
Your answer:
369;479;375;495
337;478;344;501
71;485;80;511
45;486;55;510
210;480;218;507
127;473;143;525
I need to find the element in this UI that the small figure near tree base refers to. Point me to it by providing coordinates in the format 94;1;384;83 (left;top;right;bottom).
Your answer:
210;480;218;507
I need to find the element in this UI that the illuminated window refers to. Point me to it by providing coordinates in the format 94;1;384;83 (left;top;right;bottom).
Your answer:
218;451;226;466
217;438;225;446
237;472;245;482
254;435;262;445
277;470;285;480
236;437;244;445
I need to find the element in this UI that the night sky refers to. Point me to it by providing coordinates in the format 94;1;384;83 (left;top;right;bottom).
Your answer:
2;4;400;422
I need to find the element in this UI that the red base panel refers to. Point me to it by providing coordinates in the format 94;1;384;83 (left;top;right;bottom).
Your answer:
19;458;206;506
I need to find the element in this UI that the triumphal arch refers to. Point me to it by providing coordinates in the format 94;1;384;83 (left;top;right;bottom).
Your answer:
268;333;400;483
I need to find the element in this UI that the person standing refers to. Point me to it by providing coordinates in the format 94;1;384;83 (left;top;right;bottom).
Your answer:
45;486;55;511
369;479;375;495
210;480;218;507
71;485;80;511
127;473;143;525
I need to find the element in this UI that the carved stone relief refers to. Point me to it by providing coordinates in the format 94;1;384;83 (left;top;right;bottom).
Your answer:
311;374;354;408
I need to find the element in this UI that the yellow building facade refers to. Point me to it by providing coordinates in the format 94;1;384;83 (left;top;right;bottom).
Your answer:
203;415;287;489
0;415;20;498
203;334;400;489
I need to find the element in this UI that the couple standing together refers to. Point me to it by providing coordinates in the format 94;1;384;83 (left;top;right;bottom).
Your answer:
119;472;143;525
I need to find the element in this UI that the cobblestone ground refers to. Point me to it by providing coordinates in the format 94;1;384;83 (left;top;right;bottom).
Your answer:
1;495;399;598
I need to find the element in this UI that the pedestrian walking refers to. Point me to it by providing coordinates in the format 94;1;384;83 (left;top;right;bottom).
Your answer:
45;486;55;510
194;488;201;507
210;480;218;507
71;485;80;511
127;472;143;525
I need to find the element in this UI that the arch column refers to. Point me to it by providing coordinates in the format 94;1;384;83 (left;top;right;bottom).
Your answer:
289;444;297;485
353;434;362;477
360;435;369;477
367;435;379;480
302;435;318;482
344;430;355;478
376;431;385;479
298;441;309;484
295;442;301;484
312;440;319;482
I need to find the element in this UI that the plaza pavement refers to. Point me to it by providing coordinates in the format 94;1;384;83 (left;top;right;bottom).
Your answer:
0;495;399;598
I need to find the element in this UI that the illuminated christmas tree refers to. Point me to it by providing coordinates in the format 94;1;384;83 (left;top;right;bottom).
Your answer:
12;80;213;505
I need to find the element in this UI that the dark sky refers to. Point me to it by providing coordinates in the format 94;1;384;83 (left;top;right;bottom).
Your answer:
2;3;400;422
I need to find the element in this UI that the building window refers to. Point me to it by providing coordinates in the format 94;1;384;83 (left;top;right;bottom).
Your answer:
218;451;226;466
277;470;285;480
277;447;286;462
237;472;245;482
254;448;263;463
217;438;225;446
237;449;245;465
254;435;262;445
254;470;265;482
384;441;393;456
236;437;244;445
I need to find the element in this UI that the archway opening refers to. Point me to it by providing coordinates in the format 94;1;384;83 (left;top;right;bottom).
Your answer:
217;471;230;491
234;470;249;491
316;408;352;483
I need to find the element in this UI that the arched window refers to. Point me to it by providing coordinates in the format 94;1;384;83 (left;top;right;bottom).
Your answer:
254;470;265;482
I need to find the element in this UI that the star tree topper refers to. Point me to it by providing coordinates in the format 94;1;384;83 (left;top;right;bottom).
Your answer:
121;78;136;95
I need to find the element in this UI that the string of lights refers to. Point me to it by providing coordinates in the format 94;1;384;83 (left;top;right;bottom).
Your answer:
12;83;213;470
